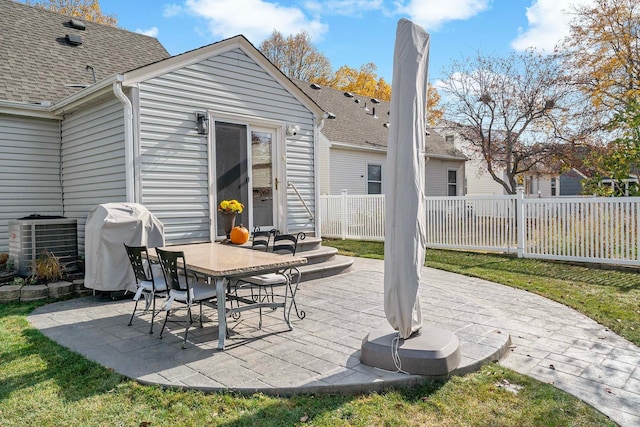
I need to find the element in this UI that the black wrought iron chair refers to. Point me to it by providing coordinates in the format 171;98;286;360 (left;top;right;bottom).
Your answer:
250;227;277;251
232;232;306;329
124;244;167;334
229;227;277;317
156;248;217;349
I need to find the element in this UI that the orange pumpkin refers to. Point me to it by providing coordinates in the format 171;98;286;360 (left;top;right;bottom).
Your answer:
229;225;249;244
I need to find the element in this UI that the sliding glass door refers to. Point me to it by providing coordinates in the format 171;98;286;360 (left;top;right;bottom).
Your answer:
214;121;280;239
214;122;249;237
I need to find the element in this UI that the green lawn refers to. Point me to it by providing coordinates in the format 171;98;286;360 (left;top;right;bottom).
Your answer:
325;239;640;347
1;241;629;426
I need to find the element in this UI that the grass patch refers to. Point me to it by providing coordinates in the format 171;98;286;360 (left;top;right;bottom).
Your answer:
324;239;640;347
0;301;615;426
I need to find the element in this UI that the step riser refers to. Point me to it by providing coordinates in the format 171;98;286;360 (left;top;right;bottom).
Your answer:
303;253;336;265
300;264;354;282
296;240;322;252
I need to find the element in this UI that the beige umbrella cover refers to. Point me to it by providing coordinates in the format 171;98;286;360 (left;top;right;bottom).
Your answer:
384;19;430;339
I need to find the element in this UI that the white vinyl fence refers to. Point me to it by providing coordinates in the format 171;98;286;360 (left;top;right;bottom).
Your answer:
320;190;640;266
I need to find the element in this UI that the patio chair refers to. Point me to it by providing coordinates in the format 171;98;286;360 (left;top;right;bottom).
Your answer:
156;248;217;349
231;232;306;329
124;244;167;334
250;227;277;251
228;227;277;317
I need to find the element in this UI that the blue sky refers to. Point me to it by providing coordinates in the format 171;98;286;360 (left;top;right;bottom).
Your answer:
91;0;593;83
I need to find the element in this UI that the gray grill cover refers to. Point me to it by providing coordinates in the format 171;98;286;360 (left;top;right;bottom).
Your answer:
84;203;165;292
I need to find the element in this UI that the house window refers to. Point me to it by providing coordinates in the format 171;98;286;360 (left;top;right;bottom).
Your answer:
526;176;534;195
445;135;454;143
367;164;382;194
551;177;557;196
447;170;458;196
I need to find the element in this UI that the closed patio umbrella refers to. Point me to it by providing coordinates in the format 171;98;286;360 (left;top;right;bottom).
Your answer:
361;19;460;375
383;18;429;339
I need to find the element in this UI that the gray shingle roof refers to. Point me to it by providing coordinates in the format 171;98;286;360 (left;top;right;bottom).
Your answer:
292;79;466;160
0;0;170;103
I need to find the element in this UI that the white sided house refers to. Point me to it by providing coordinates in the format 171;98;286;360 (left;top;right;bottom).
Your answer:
0;0;324;254
446;131;584;197
293;80;467;197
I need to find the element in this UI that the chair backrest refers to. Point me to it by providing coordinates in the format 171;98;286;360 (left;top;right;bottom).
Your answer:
124;244;153;283
272;232;305;255
155;248;188;293
251;227;277;251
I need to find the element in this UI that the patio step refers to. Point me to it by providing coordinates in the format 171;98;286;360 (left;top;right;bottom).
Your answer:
296;246;338;265
240;235;353;282
294;238;354;281
298;254;354;282
296;235;322;252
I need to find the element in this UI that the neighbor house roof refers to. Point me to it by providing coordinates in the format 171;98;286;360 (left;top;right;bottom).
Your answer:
0;0;170;104
292;79;466;160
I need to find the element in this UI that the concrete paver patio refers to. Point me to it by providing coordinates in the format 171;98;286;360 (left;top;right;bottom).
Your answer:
29;257;640;426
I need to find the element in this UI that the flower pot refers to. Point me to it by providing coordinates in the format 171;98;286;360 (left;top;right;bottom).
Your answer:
221;213;236;239
20;284;49;302
0;285;22;304
48;281;74;300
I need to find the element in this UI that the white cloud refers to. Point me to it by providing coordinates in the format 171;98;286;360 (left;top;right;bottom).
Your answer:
184;0;328;43
163;3;184;17
323;0;384;15
135;26;159;37
511;0;595;52
397;0;491;31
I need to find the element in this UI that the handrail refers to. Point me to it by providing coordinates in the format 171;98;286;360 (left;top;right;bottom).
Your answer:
288;181;314;221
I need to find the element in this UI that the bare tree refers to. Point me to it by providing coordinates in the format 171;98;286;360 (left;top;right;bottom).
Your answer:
259;30;332;83
440;50;588;194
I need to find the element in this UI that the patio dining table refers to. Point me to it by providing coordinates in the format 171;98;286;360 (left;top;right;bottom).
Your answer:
152;242;307;350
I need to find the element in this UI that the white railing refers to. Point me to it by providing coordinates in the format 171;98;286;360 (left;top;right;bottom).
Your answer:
319;190;640;266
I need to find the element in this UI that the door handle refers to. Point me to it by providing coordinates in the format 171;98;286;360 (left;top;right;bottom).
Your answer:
275;178;279;190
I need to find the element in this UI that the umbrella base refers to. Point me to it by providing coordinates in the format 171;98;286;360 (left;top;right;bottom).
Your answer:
360;325;461;376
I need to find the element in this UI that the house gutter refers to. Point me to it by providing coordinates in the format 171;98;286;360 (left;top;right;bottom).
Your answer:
331;141;387;153
51;74;119;116
112;76;135;202
0;101;58;119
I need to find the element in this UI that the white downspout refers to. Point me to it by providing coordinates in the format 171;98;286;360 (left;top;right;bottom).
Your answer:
113;77;135;202
314;113;327;237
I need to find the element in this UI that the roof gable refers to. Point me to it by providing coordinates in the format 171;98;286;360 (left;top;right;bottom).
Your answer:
0;0;169;103
122;35;324;119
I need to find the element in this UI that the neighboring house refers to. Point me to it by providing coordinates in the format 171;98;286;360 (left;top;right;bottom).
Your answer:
292;80;467;197
444;131;584;196
521;167;586;197
0;0;324;253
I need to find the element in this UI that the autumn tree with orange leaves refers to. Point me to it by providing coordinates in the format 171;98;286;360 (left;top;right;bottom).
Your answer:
559;0;640;194
259;30;332;83
28;0;117;26
559;0;639;117
259;31;443;125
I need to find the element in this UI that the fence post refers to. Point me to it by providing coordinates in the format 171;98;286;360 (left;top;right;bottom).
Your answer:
341;189;348;240
637;199;640;263
516;186;525;258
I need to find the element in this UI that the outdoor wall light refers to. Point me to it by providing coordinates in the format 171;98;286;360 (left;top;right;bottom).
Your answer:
286;124;300;136
196;112;209;135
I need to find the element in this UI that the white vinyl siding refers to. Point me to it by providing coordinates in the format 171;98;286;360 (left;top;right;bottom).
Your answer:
0;115;62;252
330;148;386;195
61;98;126;253
137;48;316;243
424;159;464;197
